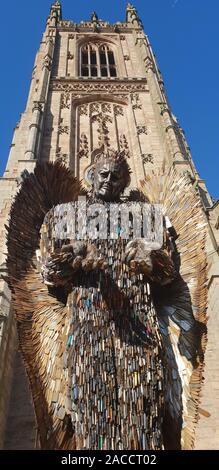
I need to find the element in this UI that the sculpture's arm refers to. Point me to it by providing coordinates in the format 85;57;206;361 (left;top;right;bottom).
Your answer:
41;241;106;287
124;239;176;286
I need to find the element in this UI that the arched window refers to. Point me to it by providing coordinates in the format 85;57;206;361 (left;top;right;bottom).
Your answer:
80;44;117;78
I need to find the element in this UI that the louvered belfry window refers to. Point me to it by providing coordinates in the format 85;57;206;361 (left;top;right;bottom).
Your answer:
81;44;117;78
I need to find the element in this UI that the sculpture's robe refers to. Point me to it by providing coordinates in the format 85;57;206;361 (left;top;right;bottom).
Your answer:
41;202;165;450
6;163;208;450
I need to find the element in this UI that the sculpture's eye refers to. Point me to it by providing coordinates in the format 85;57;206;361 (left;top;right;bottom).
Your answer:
100;171;109;178
111;173;119;182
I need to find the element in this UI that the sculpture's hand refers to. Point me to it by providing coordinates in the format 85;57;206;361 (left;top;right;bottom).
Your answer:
62;242;106;272
60;241;86;270
61;241;106;271
124;239;176;284
42;248;75;287
81;244;107;272
123;239;153;275
42;242;107;286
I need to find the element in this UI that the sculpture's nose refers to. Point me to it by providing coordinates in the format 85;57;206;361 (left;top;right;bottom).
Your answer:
106;172;112;182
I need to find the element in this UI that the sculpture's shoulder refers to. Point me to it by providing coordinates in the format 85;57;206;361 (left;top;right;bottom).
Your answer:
126;189;149;203
45;201;76;218
41;202;76;256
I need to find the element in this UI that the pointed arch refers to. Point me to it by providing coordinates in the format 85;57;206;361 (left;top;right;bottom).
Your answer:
77;36;118;78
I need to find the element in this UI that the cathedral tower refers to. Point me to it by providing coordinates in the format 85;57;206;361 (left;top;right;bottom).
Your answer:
0;2;218;449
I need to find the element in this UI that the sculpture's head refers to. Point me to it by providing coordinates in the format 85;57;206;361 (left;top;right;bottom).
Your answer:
91;150;131;202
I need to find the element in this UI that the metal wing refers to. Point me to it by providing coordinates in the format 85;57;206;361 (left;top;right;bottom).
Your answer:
6;162;81;449
140;168;208;449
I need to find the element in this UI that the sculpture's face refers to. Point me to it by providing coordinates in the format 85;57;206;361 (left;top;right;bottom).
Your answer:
94;160;125;202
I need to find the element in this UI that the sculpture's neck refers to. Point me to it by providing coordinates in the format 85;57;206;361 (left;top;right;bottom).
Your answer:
88;194;122;204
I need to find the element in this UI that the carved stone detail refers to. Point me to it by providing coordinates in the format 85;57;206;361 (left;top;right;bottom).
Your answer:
119;134;130;158
124;55;130;61
51;81;148;94
61;93;71;109
32;102;43;113
137;125;147;135
144;57;156;73
68;34;75;39
114;94;129;102
99;22;110;28
58;125;69;135
60;20;74;28
114;105;124;116
158;102;171;116
141;153;154;164
56;148;69;164
78;133;89;159
183;170;195;184
32;66;37;79
136;37;147;47
101;103;112;114
90;103;100;114
131;93;142;110
114;25;120;33
79;104;88;116
120;35;126;40
81;40;111;49
43;56;52;70
72;94;83;102
67;51;74;60
91;113;112;148
166;125;175;133
77;20;110;29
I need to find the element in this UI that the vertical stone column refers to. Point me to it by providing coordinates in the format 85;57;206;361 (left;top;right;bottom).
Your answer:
125;100;144;185
67;34;75;77
132;29;190;168
0;0;63;450
48;1;62;28
25;30;56;161
25;102;43;160
144;55;185;165
56;93;70;166
37;34;56;104
0;284;16;450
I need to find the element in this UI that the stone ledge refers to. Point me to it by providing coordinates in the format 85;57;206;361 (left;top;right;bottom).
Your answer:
51;77;148;83
0;178;17;182
207;274;219;289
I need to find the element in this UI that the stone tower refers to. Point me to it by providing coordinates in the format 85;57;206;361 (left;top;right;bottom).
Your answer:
0;2;218;449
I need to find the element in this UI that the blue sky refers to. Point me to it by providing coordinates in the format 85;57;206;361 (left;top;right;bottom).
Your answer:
0;0;218;199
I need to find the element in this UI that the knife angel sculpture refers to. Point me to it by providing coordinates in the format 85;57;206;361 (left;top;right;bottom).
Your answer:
6;153;207;450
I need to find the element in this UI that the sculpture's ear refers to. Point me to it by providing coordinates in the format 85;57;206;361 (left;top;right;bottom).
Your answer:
84;164;95;187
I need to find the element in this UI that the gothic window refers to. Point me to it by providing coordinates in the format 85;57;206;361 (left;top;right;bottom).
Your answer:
80;44;117;78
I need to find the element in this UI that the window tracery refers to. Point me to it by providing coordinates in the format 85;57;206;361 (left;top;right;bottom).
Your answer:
80;44;117;78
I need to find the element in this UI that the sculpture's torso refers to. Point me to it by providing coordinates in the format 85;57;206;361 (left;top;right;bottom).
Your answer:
63;237;164;450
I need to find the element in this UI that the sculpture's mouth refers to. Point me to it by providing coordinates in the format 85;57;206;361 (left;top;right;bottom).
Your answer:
101;183;111;192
